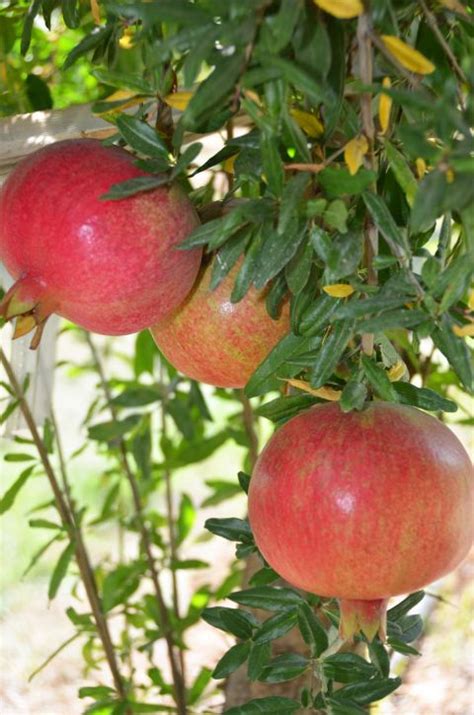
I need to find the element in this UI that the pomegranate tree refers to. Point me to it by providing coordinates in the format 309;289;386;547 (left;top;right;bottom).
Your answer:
150;260;290;388
248;402;473;641
0;139;201;346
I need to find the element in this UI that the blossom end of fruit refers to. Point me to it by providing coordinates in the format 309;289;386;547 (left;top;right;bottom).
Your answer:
337;597;388;643
0;278;55;349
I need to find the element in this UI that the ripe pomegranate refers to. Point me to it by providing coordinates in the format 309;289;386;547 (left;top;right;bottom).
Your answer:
0;139;201;346
248;402;473;641
150;260;290;388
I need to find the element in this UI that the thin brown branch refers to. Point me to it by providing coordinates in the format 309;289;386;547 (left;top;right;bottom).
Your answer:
419;0;467;85
85;334;187;715
285;146;346;173
0;346;127;700
238;392;259;470
358;13;378;357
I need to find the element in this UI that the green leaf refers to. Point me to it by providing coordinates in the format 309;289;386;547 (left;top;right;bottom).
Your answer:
213;642;251;679
253;609;298;645
202;480;242;508
177;494;195;544
202;607;256;640
4;453;36;462
249;567;279;587
331;677;402;706
102;563;144;612
0;466;34;515
260;130;284;196
387;591;425;621
432;317;473;392
187;666;213;706
229;587;304;612
325;698;367;715
246;333;321;397
264;56;333;107
356;309;427;333
362;192;409;260
259;653;309;683
278;173;310;236
92;69;153;95
285;239;314;295
310;319;354;388
368;638;390;677
384;140;418;207
88;415;141;442
102;175;170;200
256;394;318;424
322;653;378;684
22;534;62;578
171;142;202;178
210;229;252;290
63;25;114;69
21;0;42;54
224;696;300;714
412;171;474;233
48;541;76;600
299;293;341;337
79;686;115;699
340;381;367;413
183;52;244;129
318;167;376;198
387;638;421;655
238;471;251;494
248;641;271;681
297;602;328;657
267;0;303;53
361;355;399;402
115;115;170;159
111;385;162;407
205;517;253;543
393;383;457;413
324;199;348;233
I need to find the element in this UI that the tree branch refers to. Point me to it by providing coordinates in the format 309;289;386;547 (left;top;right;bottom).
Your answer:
85;333;187;715
0;346;127;701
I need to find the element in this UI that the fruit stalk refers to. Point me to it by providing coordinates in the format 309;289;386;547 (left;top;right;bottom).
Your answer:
0;347;127;702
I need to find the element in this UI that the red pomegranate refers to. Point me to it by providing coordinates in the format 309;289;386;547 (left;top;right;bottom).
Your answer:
248;402;473;641
150;260;290;388
0;139;201;346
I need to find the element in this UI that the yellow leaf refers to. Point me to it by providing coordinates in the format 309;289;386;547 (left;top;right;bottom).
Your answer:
452;323;474;338
446;168;455;184
93;91;144;117
415;158;426;179
286;379;342;401
381;35;435;75
165;91;193;112
90;0;100;24
378;77;392;135
243;89;262;106
119;32;134;49
313;0;363;19
344;136;369;176
104;89;138;103
322;284;355;298
387;361;406;382
290;108;324;138
223;155;236;174
439;0;468;16
468;289;474;311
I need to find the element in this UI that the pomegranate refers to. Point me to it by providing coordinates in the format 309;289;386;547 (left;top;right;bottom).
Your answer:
150;259;290;388
248;402;473;641
0;139;201;346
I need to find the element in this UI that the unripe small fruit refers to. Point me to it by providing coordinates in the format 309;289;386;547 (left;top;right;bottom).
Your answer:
150;260;290;388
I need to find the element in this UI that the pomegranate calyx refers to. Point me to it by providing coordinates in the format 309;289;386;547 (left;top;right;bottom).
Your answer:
0;278;56;350
338;598;388;643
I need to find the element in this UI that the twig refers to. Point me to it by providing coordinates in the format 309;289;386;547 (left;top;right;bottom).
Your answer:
284;146;345;173
85;334;187;715
159;361;186;686
357;13;378;357
0;346;127;700
419;0;467;86
238;392;259;470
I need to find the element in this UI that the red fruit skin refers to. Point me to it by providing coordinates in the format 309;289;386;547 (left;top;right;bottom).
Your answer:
0;139;201;335
248;402;473;601
150;261;290;388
